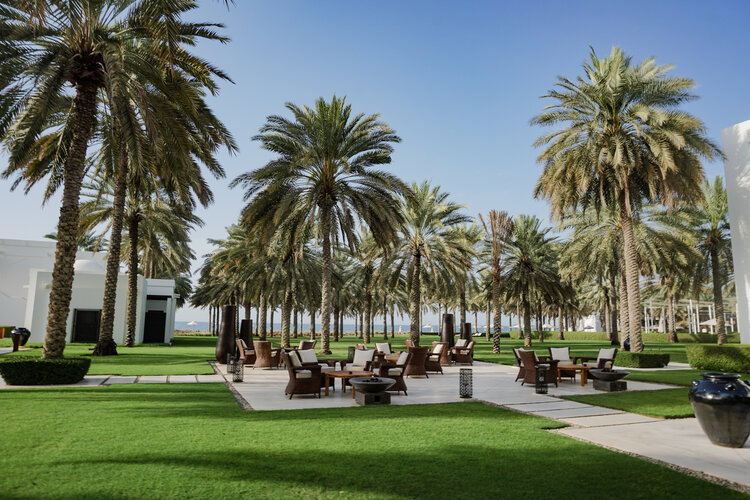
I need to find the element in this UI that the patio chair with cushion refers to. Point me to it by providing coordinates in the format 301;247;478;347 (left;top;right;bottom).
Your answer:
299;340;316;350
576;348;618;379
404;346;429;377
548;347;576;382
452;340;475;364
377;351;412;395
431;341;451;365
375;342;393;355
282;351;322;399
342;349;375;372
425;343;445;374
512;347;526;382
355;343;367;350
405;339;416;348
297;349;335;388
236;339;256;365
518;349;558;387
253;341;282;369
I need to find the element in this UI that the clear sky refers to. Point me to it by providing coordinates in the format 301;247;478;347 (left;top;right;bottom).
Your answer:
2;0;749;324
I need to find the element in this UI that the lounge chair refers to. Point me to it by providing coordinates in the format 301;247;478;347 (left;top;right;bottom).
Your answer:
253;341;282;369
297;348;335;388
576;348;618;378
518;350;558;387
282;351;322;399
452;340;475;364
404;346;429;377
377;351;412;395
235;339;256;365
425;343;445;374
548;347;576;382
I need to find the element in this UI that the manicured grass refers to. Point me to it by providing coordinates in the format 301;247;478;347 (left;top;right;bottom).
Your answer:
3;336;216;375
626;369;750;387
563;388;695;419
0;384;742;499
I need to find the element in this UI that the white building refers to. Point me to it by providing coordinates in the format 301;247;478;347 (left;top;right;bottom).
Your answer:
722;119;750;344
0;238;177;344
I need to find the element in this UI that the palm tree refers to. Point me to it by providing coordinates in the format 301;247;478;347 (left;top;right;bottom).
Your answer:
500;215;561;347
479;210;514;352
0;1;231;359
532;47;721;352
392;182;472;344
689;176;732;344
232;96;407;354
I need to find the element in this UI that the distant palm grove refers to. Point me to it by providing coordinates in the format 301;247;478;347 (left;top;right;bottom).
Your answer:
0;2;731;358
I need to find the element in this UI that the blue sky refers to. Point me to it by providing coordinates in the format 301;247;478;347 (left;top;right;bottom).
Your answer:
2;0;749;323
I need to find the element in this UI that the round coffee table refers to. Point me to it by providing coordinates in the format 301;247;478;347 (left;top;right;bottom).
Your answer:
324;370;373;397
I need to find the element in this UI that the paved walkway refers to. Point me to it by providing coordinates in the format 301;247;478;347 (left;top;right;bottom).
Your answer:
0;347;31;355
0;374;224;388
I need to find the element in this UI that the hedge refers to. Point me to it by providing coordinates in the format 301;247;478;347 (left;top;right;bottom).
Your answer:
535;331;741;343
686;345;750;373
0;357;91;385
615;352;670;368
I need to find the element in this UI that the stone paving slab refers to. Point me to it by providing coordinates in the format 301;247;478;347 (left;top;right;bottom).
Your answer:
105;376;137;385
196;374;225;383
169;375;198;383
559;412;661;427
558;418;750;490
505;400;593;412
528;406;623;418
0;348;31;355
137;376;169;384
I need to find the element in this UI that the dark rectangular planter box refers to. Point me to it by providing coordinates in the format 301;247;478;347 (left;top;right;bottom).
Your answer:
594;380;627;392
355;391;391;405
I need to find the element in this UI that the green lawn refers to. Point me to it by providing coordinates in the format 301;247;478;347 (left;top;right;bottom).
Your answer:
563;388;694;419
0;384;742;499
626;369;750;386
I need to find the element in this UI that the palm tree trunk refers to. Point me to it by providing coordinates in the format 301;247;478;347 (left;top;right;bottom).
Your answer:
293;307;298;338
537;300;543;342
460;286;467;330
42;83;99;359
340;312;344;339
281;283;292;349
522;289;532;347
319;203;333;354
619;194;644;352
310;310;316;339
358;312;363;339
333;307;339;341
486;302;491;342
557;307;564;340
618;257;630;349
258;292;267;340
409;254;422;345
667;289;678;343
710;246;727;344
609;267;619;345
363;267;372;344
94;147;130;356
390;304;395;338
270;307;274;338
383;296;388;340
125;215;140;347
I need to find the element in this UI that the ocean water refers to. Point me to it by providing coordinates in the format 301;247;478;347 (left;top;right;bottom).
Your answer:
175;321;510;333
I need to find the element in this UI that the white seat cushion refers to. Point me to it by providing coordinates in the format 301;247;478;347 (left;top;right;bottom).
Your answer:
319;364;334;372
298;349;317;364
397;351;409;365
375;343;391;354
433;344;444;354
455;339;468;348
287;352;302;368
549;347;571;363
387;367;403;376
353;349;374;366
598;348;617;362
348;364;367;370
295;369;312;379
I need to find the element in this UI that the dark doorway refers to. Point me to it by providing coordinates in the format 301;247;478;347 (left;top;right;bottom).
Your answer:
143;310;166;343
72;309;101;343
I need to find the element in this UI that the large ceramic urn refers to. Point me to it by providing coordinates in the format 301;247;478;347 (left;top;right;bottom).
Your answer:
215;305;236;364
689;372;750;448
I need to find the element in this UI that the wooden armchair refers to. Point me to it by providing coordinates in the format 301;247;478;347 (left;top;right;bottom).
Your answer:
235;339;256;365
576;348;618;379
431;341;451;366
404;346;429;377
518;350;558;387
374;342;393;355
299;340;317;350
282;351;322;399
425;343;445;374
297;348;335;388
452;340;475;364
548;347;576;382
512;347;526;382
341;349;375;371
377;351;412;395
253;341;282;369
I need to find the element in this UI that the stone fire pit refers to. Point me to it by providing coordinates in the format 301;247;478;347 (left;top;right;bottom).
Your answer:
350;377;395;405
590;369;629;391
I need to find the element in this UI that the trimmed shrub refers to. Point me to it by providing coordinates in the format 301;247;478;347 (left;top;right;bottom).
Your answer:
0;357;91;385
616;352;670;368
686;345;750;373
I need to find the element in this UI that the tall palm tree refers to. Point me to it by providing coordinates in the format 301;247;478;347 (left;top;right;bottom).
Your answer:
532;47;721;352
232;96;407;354
500;215;561;347
689;176;732;344
0;1;231;359
392;182;471;344
479;210;514;353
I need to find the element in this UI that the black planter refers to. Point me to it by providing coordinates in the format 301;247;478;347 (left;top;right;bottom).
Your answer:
12;328;31;346
689;372;750;448
350;377;395;394
589;369;629;382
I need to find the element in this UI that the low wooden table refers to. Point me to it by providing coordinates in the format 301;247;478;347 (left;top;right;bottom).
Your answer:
324;370;373;397
557;364;590;386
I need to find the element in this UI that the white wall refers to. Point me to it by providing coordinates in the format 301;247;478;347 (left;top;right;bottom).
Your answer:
722;119;750;344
